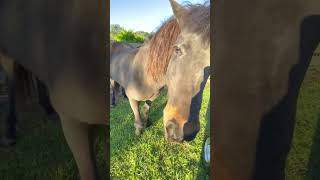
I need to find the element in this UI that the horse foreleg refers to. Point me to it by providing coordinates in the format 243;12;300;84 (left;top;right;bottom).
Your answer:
128;98;144;136
142;100;152;128
114;83;120;104
60;116;99;180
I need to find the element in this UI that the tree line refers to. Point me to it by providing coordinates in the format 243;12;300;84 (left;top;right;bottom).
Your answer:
110;24;151;43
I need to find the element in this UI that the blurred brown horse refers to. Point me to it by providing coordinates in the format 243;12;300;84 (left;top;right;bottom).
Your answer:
0;0;107;179
213;1;320;179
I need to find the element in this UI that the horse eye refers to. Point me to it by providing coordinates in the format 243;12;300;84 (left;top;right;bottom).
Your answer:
174;46;183;56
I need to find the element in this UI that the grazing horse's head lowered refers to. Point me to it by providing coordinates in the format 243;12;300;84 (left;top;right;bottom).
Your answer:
163;0;210;142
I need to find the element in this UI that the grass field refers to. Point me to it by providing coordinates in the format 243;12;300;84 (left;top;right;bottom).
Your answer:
110;81;210;179
0;64;319;180
286;64;320;179
0;104;107;180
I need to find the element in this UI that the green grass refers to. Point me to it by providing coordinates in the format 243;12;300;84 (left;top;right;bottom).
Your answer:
1;63;319;180
286;65;320;179
0;104;107;180
110;82;210;179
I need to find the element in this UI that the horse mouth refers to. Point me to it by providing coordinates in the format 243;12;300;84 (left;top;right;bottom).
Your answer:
165;122;184;143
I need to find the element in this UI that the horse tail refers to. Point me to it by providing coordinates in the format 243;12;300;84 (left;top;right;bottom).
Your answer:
14;63;38;104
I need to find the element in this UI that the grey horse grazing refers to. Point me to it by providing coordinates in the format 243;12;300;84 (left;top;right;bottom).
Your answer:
110;0;210;143
213;1;320;180
110;18;180;136
0;1;107;179
110;42;138;107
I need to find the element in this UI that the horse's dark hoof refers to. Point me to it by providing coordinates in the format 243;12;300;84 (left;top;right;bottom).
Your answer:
135;128;144;136
144;120;151;128
135;127;144;136
0;137;16;147
134;122;145;136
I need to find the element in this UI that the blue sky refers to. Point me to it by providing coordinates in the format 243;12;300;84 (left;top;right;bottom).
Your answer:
110;0;207;33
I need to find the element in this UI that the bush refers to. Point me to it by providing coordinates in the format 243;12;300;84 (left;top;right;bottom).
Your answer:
113;29;144;43
110;24;150;43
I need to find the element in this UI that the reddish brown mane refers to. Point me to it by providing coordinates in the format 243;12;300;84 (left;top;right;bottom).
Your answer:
146;18;181;81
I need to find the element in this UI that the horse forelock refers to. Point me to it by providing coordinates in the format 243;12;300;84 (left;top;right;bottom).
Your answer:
145;2;210;82
183;2;210;47
146;18;181;81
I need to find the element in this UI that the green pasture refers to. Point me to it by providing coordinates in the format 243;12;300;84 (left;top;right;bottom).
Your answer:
0;63;319;180
110;81;210;179
286;64;320;179
0;103;107;180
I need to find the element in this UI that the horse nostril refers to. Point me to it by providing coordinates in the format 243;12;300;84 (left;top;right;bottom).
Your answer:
166;120;176;136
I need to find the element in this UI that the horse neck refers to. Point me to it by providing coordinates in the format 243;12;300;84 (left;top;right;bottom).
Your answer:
133;46;166;90
110;48;137;80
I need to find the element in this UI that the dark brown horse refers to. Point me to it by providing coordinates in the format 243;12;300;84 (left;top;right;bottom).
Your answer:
164;0;210;142
213;1;320;179
0;1;107;179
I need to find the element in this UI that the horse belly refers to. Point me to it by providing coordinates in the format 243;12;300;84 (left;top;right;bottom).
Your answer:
49;73;107;125
125;84;155;101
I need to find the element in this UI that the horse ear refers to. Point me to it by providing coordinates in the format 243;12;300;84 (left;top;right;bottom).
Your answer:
169;0;186;24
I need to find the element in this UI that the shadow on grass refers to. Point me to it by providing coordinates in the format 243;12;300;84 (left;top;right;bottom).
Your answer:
0;102;106;179
0;104;77;179
306;113;320;179
196;101;210;180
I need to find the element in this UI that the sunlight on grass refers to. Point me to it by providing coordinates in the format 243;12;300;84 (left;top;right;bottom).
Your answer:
0;105;106;179
285;65;320;179
110;82;210;179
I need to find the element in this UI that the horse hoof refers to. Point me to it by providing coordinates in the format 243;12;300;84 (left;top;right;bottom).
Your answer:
144;120;151;128
135;128;143;136
0;137;16;147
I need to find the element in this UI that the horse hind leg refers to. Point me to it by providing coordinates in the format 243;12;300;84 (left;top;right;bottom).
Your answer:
59;115;99;180
110;80;120;107
143;100;152;128
128;98;144;136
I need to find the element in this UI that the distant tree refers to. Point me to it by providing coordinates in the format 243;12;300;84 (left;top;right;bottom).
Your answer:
110;24;123;33
110;24;151;43
110;24;124;41
113;29;144;43
135;31;150;39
